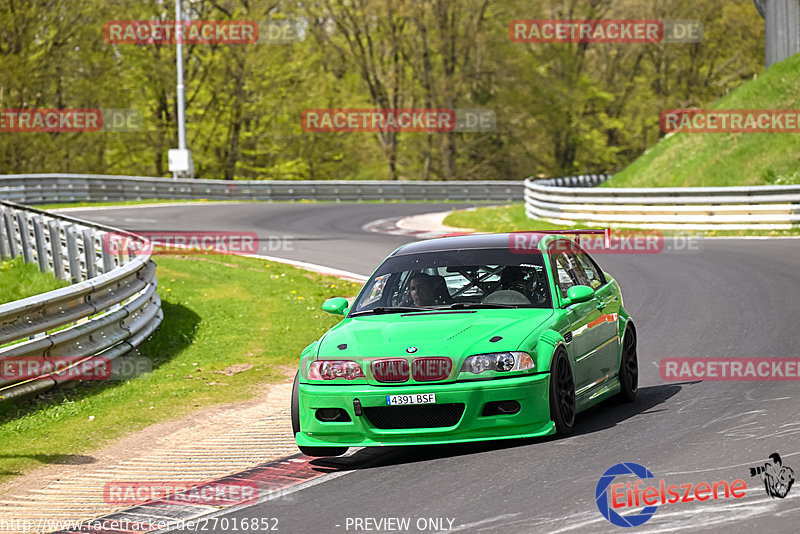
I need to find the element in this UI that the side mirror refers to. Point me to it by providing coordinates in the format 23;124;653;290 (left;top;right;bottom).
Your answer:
562;285;595;307
322;297;349;316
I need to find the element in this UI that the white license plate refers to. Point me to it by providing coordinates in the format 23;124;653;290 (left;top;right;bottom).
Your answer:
386;393;436;406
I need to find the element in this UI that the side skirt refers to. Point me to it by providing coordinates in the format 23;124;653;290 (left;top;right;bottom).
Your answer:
575;376;621;414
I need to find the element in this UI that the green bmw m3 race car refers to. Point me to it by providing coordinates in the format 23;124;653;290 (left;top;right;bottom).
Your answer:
291;232;638;456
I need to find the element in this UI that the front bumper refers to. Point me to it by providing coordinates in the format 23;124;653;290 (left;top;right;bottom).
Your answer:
296;373;555;447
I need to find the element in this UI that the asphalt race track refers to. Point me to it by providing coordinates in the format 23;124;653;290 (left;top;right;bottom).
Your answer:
62;203;800;533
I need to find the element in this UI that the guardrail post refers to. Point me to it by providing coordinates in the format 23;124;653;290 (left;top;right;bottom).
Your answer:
82;228;97;279
0;207;9;259
111;233;127;266
100;231;116;273
3;208;18;258
120;239;129;266
65;225;82;283
16;213;34;264
32;216;49;272
48;220;65;280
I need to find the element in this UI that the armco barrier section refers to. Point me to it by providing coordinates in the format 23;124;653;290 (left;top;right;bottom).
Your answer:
525;176;800;230
0;174;522;203
0;200;161;401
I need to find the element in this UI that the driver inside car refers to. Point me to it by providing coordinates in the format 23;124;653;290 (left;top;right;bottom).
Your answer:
409;273;436;307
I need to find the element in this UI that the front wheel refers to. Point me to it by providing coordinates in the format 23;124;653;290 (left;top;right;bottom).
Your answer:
549;348;575;435
291;373;349;457
291;372;301;436
617;325;638;403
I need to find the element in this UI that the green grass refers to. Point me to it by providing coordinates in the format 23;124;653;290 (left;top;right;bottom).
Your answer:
0;254;361;483
445;204;566;233
606;53;800;188
0;257;69;304
443;204;800;237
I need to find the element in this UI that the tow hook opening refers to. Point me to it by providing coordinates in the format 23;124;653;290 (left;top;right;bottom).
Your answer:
481;400;521;416
316;408;352;422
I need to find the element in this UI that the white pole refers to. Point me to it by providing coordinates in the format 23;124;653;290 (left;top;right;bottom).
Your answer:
175;0;187;151
168;0;194;179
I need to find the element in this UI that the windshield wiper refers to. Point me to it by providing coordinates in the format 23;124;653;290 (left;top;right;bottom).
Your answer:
442;302;524;309
350;306;435;316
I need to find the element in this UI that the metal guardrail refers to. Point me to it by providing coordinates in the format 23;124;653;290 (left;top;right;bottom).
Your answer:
525;175;800;230
0;174;522;203
0;200;162;401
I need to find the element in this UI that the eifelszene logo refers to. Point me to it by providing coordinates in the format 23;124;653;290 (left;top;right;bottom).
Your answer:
596;463;658;527
595;462;747;527
749;452;795;499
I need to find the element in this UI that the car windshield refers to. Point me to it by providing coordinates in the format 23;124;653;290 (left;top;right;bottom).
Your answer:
350;248;552;315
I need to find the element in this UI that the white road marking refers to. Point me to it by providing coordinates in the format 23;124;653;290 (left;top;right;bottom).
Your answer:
248;253;368;282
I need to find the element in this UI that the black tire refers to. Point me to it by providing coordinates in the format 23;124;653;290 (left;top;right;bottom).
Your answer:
617;325;638;403
291;372;301;435
549;347;575;435
291;373;349;457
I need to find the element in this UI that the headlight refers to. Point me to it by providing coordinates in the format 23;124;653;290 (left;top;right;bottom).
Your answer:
308;360;365;380
461;352;534;374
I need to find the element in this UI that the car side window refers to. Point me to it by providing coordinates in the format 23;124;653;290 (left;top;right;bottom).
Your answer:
390;271;413;306
363;274;391;306
573;251;605;290
551;251;585;299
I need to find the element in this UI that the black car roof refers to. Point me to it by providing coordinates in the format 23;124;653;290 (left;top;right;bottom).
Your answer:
392;233;550;256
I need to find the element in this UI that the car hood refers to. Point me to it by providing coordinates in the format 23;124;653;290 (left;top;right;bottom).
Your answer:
315;308;554;385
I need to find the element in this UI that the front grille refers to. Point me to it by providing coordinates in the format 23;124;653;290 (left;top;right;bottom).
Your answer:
364;403;465;429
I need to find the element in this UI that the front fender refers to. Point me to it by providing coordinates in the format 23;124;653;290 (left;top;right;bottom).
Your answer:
533;330;567;374
299;340;319;380
613;308;635;373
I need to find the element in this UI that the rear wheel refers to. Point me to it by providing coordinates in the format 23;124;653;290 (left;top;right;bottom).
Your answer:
549;348;575;435
291;373;349;457
617;325;638;403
